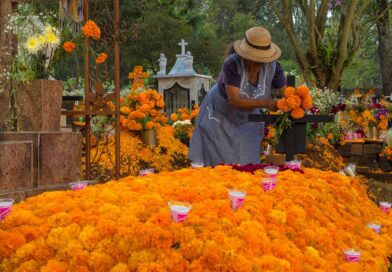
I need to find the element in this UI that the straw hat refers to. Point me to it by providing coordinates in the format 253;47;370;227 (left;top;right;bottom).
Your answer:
234;26;281;63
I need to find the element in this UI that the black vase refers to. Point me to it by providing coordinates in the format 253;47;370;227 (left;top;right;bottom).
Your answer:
180;138;190;147
276;123;307;154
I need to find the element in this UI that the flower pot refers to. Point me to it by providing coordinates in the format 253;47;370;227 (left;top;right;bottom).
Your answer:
180;138;190;147
367;126;378;139
16;79;63;131
276;123;307;155
141;129;157;147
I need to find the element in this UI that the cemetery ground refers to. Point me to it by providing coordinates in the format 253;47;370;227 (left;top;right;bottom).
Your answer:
1;1;392;271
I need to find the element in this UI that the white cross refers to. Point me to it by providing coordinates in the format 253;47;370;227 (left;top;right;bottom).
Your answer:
385;93;392;101
178;39;188;55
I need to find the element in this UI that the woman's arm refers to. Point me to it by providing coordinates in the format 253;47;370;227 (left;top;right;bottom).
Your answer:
272;85;287;98
226;84;277;111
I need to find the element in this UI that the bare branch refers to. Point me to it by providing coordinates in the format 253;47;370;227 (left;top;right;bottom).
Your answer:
315;0;329;39
330;0;358;88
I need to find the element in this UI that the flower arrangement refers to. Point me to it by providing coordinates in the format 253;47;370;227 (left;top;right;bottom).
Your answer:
275;85;313;139
380;129;392;161
4;7;63;82
262;125;277;148
169;106;200;141
62;19;107;66
310;87;344;114
119;88;167;132
172;120;193;142
89;126;189;176
0;167;391;271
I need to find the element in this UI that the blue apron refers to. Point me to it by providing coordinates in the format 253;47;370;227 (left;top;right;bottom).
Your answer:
189;54;276;166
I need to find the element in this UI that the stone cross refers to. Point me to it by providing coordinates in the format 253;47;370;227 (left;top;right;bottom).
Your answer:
178;39;188;55
128;66;148;90
385;93;392;101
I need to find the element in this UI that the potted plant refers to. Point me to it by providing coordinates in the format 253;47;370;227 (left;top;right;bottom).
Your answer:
169;106;199;146
119;87;167;147
4;5;66;131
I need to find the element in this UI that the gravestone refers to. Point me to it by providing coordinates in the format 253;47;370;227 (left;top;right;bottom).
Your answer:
154;39;212;113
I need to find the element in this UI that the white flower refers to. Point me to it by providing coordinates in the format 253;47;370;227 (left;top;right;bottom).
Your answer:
172;120;192;127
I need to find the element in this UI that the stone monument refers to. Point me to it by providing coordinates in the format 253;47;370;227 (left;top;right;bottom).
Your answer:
154;39;212;114
0;2;82;201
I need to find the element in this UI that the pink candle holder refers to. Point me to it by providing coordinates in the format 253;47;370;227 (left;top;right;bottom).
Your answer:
69;181;88;191
379;201;391;214
228;189;246;211
168;201;191;223
190;162;204;168
346;133;353;141
139;168;155;176
344;166;355;177
0;199;14;221
262;178;277;192
285;160;302;170
367;223;381;234
264;166;279;178
344;249;360;262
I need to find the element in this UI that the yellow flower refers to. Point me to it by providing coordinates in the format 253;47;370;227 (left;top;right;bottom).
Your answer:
46;31;60;46
37;35;47;45
26;36;41;53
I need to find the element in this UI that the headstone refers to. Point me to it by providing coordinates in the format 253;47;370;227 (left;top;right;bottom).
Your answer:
154;39;212;114
0;141;33;190
0;132;82;200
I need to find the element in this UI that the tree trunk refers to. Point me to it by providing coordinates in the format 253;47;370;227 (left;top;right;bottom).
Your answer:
376;0;392;95
0;0;13;130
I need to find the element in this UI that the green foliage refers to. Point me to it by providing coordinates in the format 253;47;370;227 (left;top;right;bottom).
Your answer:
22;0;382;89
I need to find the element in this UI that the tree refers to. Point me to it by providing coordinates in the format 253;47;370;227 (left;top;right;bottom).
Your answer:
269;0;372;90
375;0;392;95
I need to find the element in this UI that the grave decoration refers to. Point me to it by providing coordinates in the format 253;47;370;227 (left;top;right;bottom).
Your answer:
154;39;211;114
250;85;334;161
0;166;391;271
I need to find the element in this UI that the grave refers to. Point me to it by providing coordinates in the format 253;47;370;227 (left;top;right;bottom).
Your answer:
154;39;212;113
0;1;83;202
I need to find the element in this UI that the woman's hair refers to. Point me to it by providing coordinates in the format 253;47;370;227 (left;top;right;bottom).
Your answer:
225;42;235;57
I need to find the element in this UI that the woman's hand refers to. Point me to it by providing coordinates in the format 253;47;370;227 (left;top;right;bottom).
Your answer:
264;98;277;111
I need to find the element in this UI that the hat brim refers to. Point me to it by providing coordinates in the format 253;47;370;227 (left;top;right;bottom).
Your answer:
234;39;281;63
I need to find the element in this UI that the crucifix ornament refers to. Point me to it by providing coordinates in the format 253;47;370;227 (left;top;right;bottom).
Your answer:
128;66;148;90
178;39;188;55
86;82;115;112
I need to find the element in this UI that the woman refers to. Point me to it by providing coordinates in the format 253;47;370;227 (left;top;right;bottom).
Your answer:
189;26;287;166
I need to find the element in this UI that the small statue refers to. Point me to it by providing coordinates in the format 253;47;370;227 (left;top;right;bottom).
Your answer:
158;53;167;75
185;51;193;72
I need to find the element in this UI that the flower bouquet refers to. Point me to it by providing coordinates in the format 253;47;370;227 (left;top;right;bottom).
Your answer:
275;85;313;140
119;88;167;132
169;106;200;144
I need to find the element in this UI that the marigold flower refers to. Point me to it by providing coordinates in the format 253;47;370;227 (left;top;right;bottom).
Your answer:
82;20;101;40
120;106;130;115
156;100;165;108
302;95;313;109
145;121;154;130
291;107;305;119
277;98;290;112
170;113;178;121
96;53;107;64
284;86;296;98
296;85;310;98
286;96;301;110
